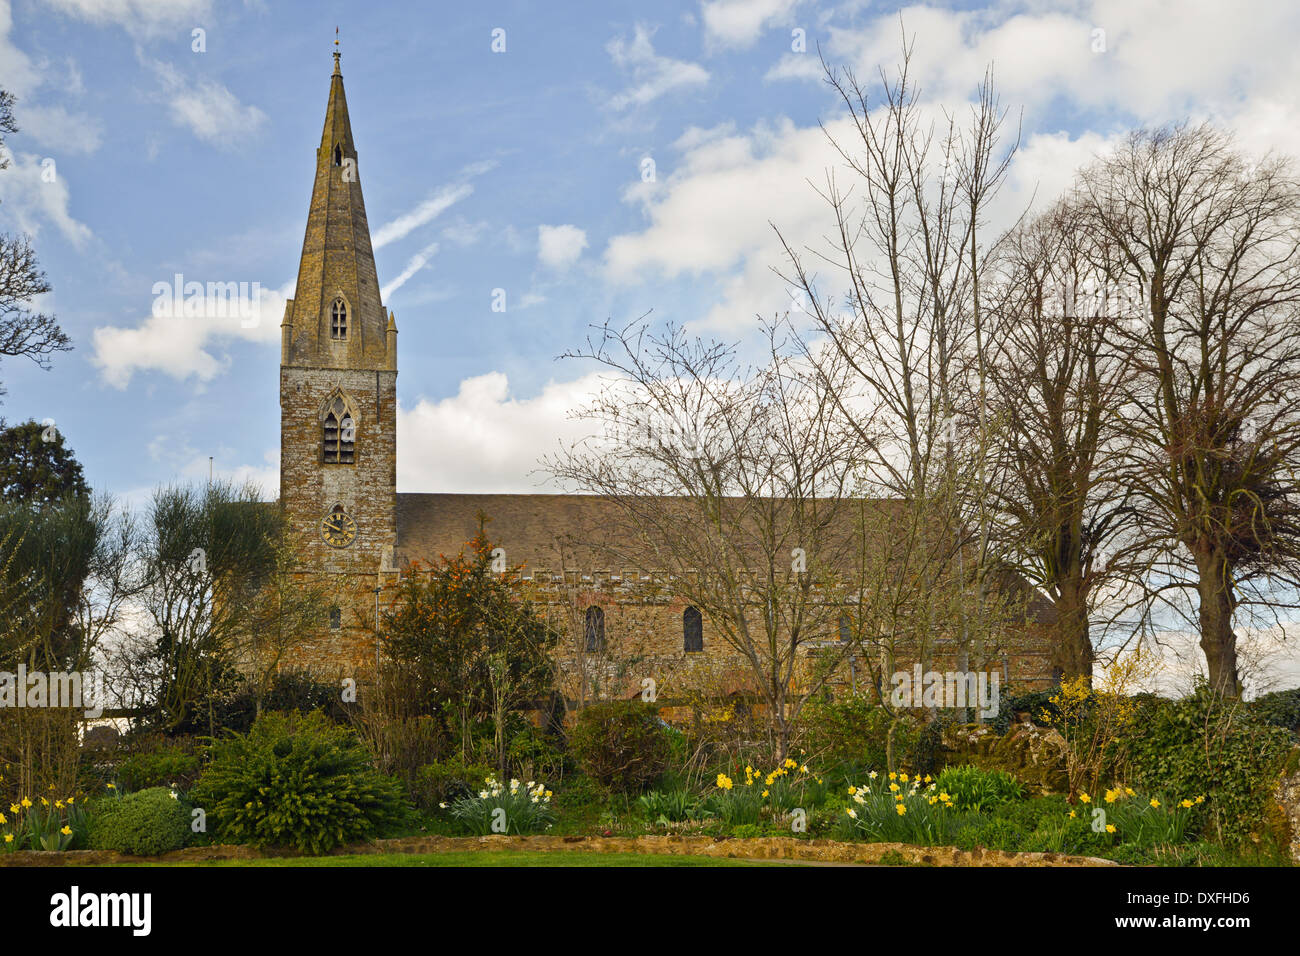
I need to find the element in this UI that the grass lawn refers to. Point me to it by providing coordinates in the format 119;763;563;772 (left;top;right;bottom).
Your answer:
121;850;794;867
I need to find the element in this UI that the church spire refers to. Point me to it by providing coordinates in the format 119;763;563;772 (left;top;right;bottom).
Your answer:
280;42;393;371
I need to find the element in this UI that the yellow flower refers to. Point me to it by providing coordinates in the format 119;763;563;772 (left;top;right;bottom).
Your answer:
895;803;907;816
1079;792;1091;803
938;792;951;802
1068;810;1076;818
1180;799;1193;809
0;813;5;825
1104;789;1118;803
20;797;31;808
66;796;74;804
847;786;857;796
8;804;16;815
40;797;48;806
889;782;900;792
799;765;808;774
900;773;909;783
762;790;769;798
1124;787;1134;797
846;808;857;819
1195;795;1205;804
888;772;897;781
924;775;932;783
60;825;71;836
55;800;64;809
2;834;10;844
716;774;733;791
1149;798;1160;808
106;783;116;790
1105;824;1116;834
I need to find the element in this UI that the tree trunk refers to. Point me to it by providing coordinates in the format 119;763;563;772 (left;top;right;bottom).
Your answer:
1192;542;1242;697
1054;573;1093;686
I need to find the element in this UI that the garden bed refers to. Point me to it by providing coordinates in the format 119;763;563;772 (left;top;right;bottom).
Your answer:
0;833;1118;867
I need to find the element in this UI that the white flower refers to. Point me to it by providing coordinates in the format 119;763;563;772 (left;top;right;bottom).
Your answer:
478;791;489;799
438;802;447;809
169;790;178;800
847;808;858;819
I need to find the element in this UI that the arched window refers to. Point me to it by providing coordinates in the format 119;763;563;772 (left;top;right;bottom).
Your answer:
323;395;356;464
684;606;703;653
584;606;605;654
328;606;341;630
838;612;851;643
333;144;343;167
331;298;348;339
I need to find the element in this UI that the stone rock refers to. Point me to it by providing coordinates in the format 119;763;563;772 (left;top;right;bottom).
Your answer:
941;721;1069;794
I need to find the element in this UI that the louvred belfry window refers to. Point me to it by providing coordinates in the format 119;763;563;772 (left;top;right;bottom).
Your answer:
584;606;605;654
684;606;703;653
323;396;355;463
331;298;348;339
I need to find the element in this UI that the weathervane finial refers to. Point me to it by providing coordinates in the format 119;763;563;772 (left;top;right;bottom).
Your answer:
332;27;341;74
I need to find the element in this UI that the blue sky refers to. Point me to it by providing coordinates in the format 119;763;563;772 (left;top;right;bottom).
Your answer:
2;0;1299;507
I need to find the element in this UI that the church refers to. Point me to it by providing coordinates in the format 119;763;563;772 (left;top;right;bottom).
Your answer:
274;50;1058;707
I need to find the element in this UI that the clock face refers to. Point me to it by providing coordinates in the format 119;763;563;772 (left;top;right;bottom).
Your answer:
321;508;357;548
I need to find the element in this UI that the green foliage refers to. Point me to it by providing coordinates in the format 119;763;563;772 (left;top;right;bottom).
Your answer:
88;787;189;856
381;528;559;769
991;688;1060;735
935;764;1023;811
0;419;87;507
1123;683;1292;846
799;695;935;777
637;789;701;823
570;701;670;795
205;670;355;737
113;739;202;793
953;817;1024;852
191;711;408;855
412;757;495;812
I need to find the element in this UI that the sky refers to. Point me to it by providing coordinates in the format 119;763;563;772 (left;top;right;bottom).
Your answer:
3;0;1300;691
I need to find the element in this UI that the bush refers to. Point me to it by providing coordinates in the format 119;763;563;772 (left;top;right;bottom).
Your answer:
935;765;1023;811
113;740;202;793
799;696;938;778
954;817;1024;852
412;757;495;812
1251;687;1300;734
570;702;670;795
191;711;408;854
208;670;355;736
89;787;190;856
1123;683;1292;846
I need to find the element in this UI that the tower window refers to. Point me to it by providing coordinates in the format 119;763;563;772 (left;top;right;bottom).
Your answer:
839;612;851;643
333;144;343;167
329;606;341;629
584;606;605;654
331;298;348;339
684;606;703;653
323;396;355;463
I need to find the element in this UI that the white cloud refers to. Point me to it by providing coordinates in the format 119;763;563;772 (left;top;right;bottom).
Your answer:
18;105;103;154
381;240;438;302
701;0;804;50
372;183;473;249
398;371;607;493
42;0;211;36
91;280;289;389
148;59;267;147
0;148;93;246
606;24;710;110
537;224;587;269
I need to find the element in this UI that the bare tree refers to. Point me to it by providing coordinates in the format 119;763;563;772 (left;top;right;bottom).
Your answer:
547;319;863;759
0;91;71;398
1077;123;1300;695
983;199;1135;682
777;33;1023;700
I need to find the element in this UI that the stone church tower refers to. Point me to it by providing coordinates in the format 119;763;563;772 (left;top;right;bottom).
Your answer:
279;48;397;632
